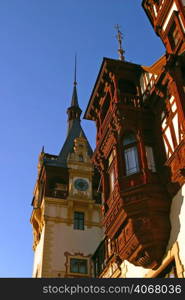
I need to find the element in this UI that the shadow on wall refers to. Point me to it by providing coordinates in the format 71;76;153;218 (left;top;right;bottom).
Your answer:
167;187;184;250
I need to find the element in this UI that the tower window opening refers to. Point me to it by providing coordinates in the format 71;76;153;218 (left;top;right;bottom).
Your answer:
74;211;85;230
79;154;84;162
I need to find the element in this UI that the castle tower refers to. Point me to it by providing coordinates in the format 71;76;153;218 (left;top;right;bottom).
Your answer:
30;66;103;278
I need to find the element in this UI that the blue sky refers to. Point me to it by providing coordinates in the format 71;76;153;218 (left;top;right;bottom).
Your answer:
0;0;165;277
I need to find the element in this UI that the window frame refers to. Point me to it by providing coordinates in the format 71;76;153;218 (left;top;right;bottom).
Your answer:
109;164;116;192
70;258;88;274
122;132;140;176
74;211;85;230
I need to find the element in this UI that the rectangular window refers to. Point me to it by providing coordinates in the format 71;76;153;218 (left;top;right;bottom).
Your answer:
145;146;156;172
124;146;139;175
109;166;115;192
70;258;88;274
74;212;84;230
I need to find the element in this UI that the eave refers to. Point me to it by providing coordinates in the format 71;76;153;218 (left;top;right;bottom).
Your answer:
83;57;141;121
142;54;166;75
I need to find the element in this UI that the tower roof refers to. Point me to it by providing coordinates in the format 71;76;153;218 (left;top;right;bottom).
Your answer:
58;57;93;166
66;56;82;134
70;84;79;107
58;120;93;166
70;55;79;107
43;58;93;168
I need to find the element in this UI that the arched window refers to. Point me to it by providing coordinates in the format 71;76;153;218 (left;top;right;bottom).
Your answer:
123;132;139;176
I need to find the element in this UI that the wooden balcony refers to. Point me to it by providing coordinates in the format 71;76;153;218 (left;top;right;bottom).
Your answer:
102;179;171;269
117;213;171;269
122;94;144;109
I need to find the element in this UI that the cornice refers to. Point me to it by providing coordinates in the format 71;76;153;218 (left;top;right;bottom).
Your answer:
45;196;99;207
43;215;102;228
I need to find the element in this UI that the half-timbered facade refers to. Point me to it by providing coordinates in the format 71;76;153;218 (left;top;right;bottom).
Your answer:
84;0;185;278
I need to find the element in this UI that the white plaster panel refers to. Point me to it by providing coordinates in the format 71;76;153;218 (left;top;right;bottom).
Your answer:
51;223;103;271
165;127;174;151
172;114;179;144
162;3;178;31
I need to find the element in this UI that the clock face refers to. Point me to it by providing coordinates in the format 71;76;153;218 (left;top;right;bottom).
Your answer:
74;178;89;191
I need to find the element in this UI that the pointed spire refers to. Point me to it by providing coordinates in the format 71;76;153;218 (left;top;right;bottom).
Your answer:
70;54;79;107
74;53;77;87
67;55;82;135
115;24;125;61
58;57;93;164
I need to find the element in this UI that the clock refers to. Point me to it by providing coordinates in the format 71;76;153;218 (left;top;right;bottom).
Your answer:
74;178;89;191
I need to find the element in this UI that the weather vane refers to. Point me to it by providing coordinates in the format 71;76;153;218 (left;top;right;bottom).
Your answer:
115;24;125;61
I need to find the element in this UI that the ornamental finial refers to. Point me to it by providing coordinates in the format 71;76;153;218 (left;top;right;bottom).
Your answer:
115;24;125;61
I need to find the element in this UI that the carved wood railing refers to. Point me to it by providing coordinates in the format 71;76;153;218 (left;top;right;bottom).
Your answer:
122;94;144;108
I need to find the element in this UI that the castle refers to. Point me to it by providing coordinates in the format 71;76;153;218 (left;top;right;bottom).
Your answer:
31;0;185;278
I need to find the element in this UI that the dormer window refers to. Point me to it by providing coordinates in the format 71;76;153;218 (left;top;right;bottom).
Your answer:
123;132;139;176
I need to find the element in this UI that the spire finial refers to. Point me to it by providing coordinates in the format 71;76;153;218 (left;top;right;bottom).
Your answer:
74;54;77;86
115;24;125;61
69;54;80;108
